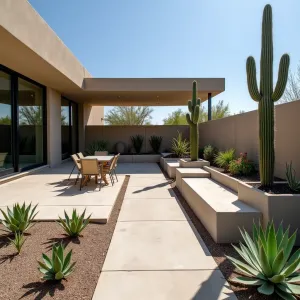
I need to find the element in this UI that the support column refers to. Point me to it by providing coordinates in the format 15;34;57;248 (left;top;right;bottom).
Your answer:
208;93;212;121
47;87;62;167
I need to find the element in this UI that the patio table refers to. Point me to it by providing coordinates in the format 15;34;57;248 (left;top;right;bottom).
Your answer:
79;155;114;186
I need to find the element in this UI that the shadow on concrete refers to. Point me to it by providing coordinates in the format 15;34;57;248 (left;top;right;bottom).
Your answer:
132;181;171;194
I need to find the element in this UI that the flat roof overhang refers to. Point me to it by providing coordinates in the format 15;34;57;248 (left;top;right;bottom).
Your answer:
64;78;225;106
0;1;225;107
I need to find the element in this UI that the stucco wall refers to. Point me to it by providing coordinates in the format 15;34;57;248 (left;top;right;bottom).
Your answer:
198;100;300;179
85;125;189;153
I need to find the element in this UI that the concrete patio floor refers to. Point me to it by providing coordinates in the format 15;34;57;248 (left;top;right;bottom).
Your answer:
0;161;126;222
92;163;237;300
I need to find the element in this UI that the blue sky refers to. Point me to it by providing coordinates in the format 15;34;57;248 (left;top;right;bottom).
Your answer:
28;0;299;124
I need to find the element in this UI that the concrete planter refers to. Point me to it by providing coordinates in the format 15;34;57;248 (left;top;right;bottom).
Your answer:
160;157;179;173
204;166;242;193
119;154;160;163
238;181;300;245
179;158;210;168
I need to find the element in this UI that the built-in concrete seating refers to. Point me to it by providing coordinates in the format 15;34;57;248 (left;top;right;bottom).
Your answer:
166;161;180;179
181;178;261;243
176;168;210;193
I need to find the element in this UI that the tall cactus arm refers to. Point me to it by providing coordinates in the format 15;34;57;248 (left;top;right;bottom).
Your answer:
246;56;261;101
192;105;200;123
272;54;290;101
197;98;201;106
192;81;197;105
188;100;193;113
186;113;193;125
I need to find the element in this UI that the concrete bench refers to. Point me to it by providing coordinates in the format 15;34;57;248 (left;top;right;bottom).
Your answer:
166;161;180;179
181;178;261;243
176;168;210;193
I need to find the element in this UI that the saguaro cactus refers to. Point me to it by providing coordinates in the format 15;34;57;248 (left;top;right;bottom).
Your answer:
246;4;290;187
186;81;200;161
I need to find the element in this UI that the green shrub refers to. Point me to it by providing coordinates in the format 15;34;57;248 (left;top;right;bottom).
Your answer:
214;149;235;171
227;221;300;299
0;203;38;233
229;153;255;176
9;232;25;254
131;135;144;154
38;243;76;281
286;162;300;192
203;145;218;163
58;209;91;237
171;132;189;158
149;136;162;154
85;140;108;155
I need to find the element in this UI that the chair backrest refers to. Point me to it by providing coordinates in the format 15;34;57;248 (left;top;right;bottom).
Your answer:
108;154;119;171
77;152;84;159
94;151;108;156
71;154;81;171
81;159;99;175
114;153;120;168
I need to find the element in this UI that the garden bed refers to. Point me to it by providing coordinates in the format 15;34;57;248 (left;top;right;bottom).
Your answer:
0;176;129;300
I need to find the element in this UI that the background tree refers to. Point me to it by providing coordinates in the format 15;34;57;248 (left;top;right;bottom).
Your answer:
212;100;230;119
105;106;153;125
279;63;300;103
163;101;230;125
163;109;188;125
0;115;11;125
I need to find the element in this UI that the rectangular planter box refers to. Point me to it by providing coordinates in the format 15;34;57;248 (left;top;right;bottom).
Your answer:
160;157;179;173
119;154;161;163
238;181;300;245
179;158;210;168
204;166;242;193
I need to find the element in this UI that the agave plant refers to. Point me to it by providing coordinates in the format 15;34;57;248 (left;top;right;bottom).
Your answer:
149;135;163;154
38;243;76;281
286;162;300;192
171;132;189;158
58;209;91;237
9;232;25;254
227;221;300;299
131;134;144;154
85;140;108;156
0;203;38;233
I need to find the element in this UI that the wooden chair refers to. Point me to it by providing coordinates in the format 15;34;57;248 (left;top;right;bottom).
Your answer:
77;152;84;159
112;153;120;182
80;158;102;191
102;155;118;186
94;151;108;156
69;154;82;184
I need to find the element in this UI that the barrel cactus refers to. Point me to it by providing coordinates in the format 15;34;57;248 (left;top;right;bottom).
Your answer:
186;81;201;161
246;4;290;187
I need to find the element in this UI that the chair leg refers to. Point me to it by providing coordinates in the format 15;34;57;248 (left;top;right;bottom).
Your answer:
80;176;83;190
75;172;80;185
68;165;75;180
114;169;118;182
109;172;114;186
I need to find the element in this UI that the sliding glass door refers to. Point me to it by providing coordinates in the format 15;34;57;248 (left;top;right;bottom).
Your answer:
0;71;13;176
0;64;47;176
61;98;78;160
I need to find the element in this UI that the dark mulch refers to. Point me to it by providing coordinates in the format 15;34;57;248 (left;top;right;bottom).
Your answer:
156;163;282;300
0;175;130;300
251;182;300;194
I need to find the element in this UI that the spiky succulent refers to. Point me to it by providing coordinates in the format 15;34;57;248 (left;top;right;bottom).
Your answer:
227;222;300;299
286;162;300;192
9;232;25;254
58;209;91;237
0;203;38;233
38;243;76;281
214;148;235;171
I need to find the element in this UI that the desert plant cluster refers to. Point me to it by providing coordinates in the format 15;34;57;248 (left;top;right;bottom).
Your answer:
0;203;91;281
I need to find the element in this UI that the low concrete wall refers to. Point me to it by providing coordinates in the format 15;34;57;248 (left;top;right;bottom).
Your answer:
198;100;300;179
85;125;189;154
